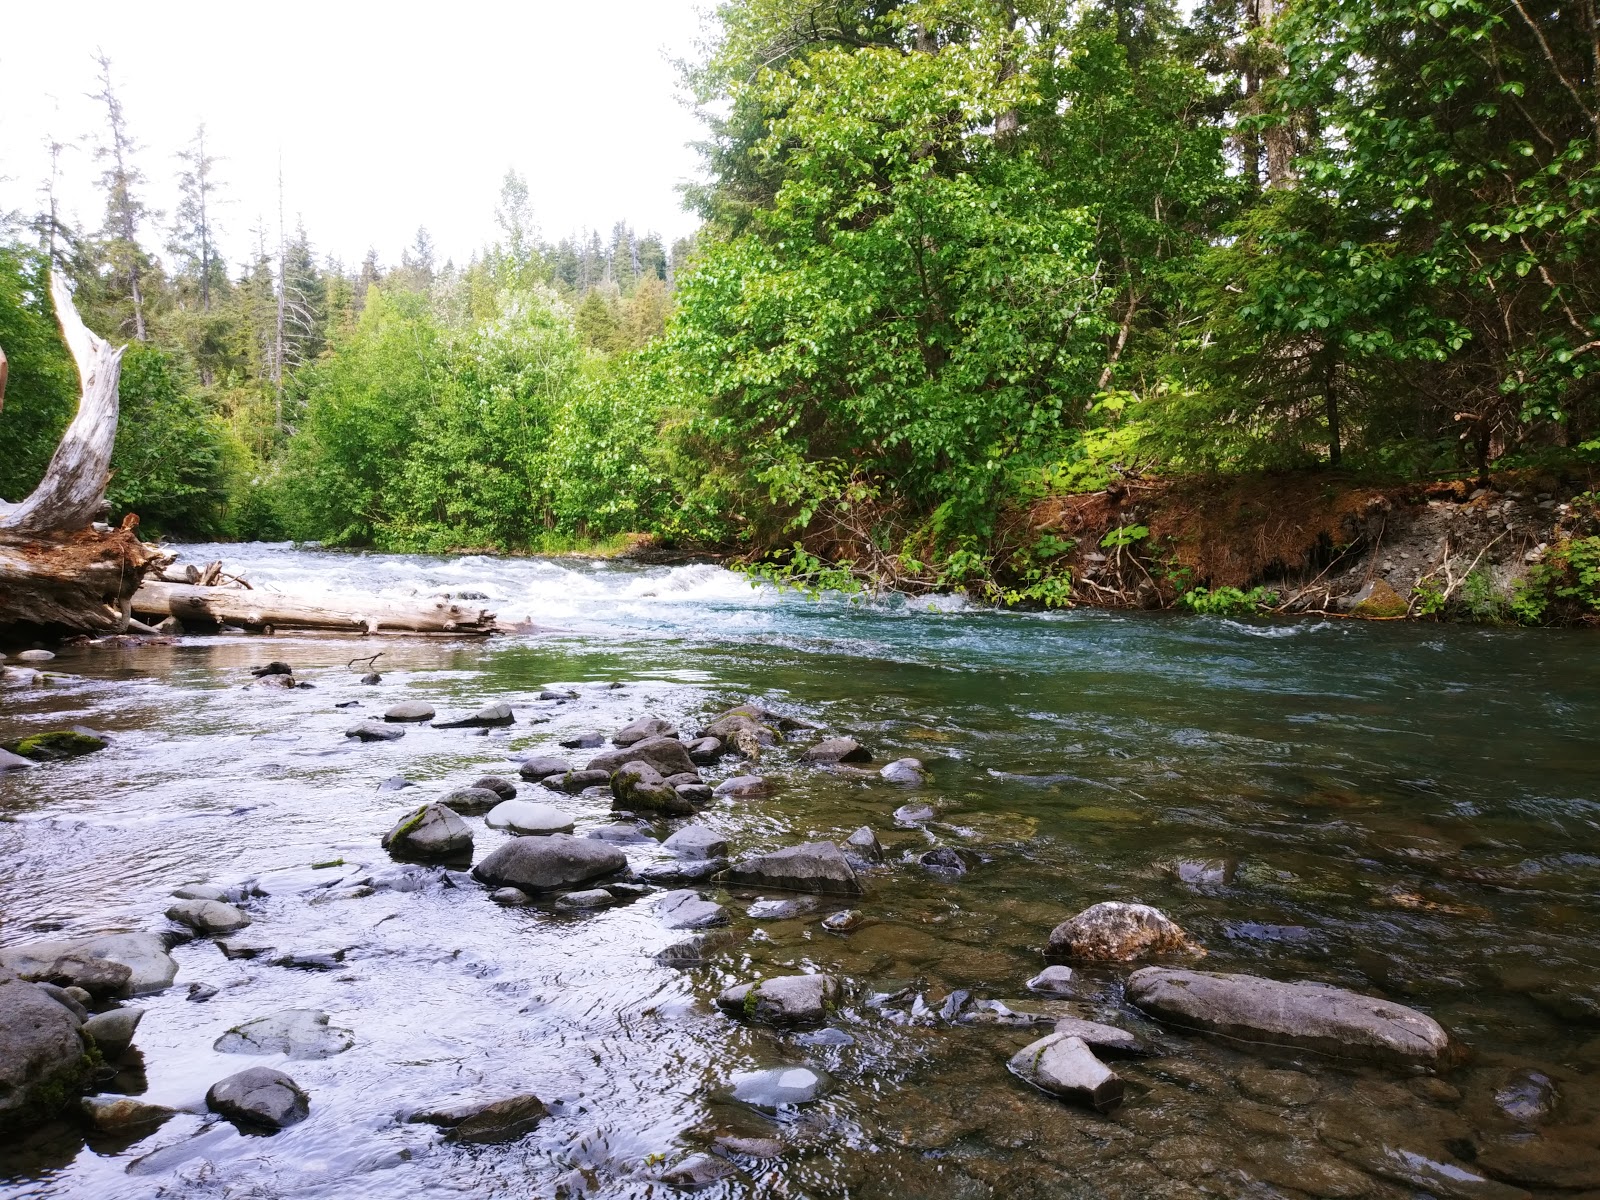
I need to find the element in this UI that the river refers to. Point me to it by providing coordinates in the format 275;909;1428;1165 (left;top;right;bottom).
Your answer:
3;543;1599;1198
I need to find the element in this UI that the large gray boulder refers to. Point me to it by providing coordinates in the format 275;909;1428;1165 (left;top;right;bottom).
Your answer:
613;716;675;746
472;833;626;893
716;842;863;896
1126;967;1451;1067
611;761;694;816
0;933;177;996
214;1007;355;1059
0;968;94;1131
207;1067;309;1131
1046;902;1202;962
432;701;514;728
716;973;840;1026
1007;1032;1125;1112
382;803;474;861
587;735;696;777
345;721;404;742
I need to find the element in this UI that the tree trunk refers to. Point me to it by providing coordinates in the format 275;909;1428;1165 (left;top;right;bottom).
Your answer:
130;581;498;636
0;272;172;631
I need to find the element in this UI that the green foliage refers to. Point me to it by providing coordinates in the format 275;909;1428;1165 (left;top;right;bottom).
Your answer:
1177;585;1278;616
108;344;238;536
1511;535;1600;624
1101;525;1150;548
0;247;77;502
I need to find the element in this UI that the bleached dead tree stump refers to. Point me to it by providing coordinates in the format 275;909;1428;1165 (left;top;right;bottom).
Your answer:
0;273;171;631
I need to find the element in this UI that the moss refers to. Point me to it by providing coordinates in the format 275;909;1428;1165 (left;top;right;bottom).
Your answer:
394;805;429;839
742;984;763;1018
0;1047;99;1134
1351;578;1410;618
2;731;107;761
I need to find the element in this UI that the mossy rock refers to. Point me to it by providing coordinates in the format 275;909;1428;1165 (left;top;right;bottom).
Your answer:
1;731;107;761
1350;579;1409;618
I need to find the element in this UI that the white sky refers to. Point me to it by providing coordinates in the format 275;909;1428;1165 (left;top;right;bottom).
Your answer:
0;0;710;274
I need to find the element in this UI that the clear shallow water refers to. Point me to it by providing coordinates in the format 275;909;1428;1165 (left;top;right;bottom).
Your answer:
2;544;1600;1198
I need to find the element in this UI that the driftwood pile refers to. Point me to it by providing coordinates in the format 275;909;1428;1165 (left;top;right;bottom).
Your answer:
0;274;497;638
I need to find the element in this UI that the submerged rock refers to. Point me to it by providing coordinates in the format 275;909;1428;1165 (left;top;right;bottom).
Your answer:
802;737;871;764
432;702;515;728
920;846;981;875
472;833;626;892
587;735;696;777
81;1094;174;1134
1046;902;1202;962
893;802;936;825
614;716;676;746
586;823;653;845
880;758;927;785
207;1067;309;1131
1126;967;1451;1066
716;973;840;1026
166;899;251;935
1348;1145;1533;1199
518;756;572;781
612;760;694;815
382;803;474;861
413;1094;548;1143
655;929;737;967
485;800;575;836
664;825;728;859
717;842;863;895
1007;1032;1125;1112
661;1152;739;1190
748;896;820;920
727;1065;830;1109
215;1008;354;1060
559;731;605;749
0;747;35;771
1049;1016;1150;1058
378;776;415;792
555;888;616;910
383;701;435;723
822;909;864;933
657;889;728;930
346;721;404;742
713;774;771;798
639;858;727;884
0;967;95;1132
1;730;107;761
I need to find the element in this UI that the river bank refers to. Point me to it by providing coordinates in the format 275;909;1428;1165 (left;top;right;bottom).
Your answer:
2;548;1599;1198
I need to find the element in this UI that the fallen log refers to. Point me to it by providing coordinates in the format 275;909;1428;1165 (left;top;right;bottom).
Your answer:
130;580;498;636
0;273;173;631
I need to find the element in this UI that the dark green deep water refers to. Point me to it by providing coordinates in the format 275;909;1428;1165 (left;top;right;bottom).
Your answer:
2;545;1599;1198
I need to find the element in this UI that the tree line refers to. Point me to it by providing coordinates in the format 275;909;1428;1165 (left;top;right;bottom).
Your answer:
2;0;1596;579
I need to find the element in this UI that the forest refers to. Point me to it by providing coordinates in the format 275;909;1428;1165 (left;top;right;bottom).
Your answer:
2;0;1598;611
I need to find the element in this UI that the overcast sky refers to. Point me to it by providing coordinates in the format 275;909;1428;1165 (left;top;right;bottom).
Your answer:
0;0;710;273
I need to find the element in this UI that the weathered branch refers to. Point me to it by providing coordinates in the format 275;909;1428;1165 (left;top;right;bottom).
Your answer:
0;272;124;536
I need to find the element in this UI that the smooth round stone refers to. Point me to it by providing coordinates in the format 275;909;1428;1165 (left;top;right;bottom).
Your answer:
16;649;56;662
485;800;575;836
714;775;770;798
555;888;616;909
384;701;435;723
894;803;936;824
728;1066;830;1109
490;888;531;906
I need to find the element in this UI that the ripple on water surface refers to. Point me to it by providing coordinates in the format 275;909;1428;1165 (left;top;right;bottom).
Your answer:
3;545;1600;1198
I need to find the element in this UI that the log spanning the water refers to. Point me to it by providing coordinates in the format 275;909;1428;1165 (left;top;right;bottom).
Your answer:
0;273;174;631
130;580;498;636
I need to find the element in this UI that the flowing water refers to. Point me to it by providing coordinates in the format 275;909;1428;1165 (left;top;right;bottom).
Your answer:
3;544;1600;1199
